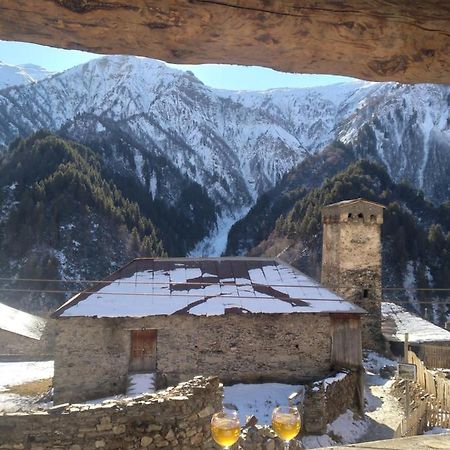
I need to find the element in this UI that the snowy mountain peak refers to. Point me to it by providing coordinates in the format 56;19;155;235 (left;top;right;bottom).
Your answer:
0;62;55;90
0;55;448;223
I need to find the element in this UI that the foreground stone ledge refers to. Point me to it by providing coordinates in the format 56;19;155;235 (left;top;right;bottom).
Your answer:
0;1;449;83
317;434;450;449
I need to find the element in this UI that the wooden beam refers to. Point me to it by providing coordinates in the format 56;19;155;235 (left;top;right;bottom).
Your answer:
0;1;449;83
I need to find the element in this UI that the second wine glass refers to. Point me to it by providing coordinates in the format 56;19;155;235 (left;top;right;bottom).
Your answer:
272;405;301;449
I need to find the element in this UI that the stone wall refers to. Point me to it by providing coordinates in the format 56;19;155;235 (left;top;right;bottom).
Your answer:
303;370;362;434
0;376;222;450
0;320;56;360
54;313;333;404
0;329;44;358
0;372;360;449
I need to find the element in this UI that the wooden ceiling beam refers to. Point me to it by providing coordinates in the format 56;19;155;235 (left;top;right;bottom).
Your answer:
0;1;449;83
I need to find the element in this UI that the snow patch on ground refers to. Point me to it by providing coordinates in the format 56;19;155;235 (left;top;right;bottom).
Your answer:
0;360;54;413
0;361;53;391
329;409;370;443
363;351;398;375
127;373;155;396
223;382;302;425
303;410;369;449
85;373;156;405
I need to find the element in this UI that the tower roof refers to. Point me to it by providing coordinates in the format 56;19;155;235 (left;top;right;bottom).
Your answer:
323;198;385;210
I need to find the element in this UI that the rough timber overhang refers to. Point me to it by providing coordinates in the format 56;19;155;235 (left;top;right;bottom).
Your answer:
0;1;449;84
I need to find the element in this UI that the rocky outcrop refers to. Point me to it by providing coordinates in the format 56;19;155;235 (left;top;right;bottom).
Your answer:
0;1;449;83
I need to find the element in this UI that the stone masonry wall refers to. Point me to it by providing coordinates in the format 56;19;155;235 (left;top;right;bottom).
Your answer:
0;376;222;450
0;329;46;358
303;370;361;434
0;321;56;360
54;313;333;404
0;372;360;450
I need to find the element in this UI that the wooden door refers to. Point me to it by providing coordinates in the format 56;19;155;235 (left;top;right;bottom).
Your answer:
331;314;362;369
129;330;157;372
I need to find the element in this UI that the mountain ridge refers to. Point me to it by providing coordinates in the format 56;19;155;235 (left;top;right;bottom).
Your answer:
0;55;448;259
0;61;55;89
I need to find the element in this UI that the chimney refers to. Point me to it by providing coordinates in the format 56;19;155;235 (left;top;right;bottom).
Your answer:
321;198;385;349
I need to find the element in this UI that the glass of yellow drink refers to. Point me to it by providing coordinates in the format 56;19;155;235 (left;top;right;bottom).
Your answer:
272;406;301;449
211;410;240;449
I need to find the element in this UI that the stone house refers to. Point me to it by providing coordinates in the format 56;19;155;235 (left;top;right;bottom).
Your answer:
52;257;365;403
0;302;48;359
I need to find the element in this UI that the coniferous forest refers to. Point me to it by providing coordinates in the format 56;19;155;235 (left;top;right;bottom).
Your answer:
0;132;216;310
0;131;448;317
227;157;450;324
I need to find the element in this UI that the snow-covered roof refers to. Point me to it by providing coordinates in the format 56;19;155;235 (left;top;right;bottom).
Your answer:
0;302;46;340
382;302;450;344
54;258;365;318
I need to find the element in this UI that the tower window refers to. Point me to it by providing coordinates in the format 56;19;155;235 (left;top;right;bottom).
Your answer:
358;213;364;219
348;213;353;219
363;289;369;298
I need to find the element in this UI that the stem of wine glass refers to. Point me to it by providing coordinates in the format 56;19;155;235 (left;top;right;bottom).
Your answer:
284;441;290;450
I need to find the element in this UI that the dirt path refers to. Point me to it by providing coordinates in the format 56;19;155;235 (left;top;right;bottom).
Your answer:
361;353;405;442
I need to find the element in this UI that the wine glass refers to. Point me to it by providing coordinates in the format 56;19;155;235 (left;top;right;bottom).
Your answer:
272;405;301;449
210;409;240;449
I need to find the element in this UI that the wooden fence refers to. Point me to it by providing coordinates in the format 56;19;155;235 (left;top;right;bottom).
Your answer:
394;351;450;437
418;344;450;369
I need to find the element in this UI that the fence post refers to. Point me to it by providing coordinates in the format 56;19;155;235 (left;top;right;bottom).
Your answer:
404;333;409;362
404;333;410;420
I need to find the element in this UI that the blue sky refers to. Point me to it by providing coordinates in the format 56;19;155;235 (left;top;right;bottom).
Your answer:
0;40;358;90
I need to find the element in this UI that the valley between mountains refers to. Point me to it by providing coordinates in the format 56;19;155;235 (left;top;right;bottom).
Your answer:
0;56;448;317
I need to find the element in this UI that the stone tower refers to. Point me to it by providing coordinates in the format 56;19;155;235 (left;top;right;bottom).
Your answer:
321;198;385;349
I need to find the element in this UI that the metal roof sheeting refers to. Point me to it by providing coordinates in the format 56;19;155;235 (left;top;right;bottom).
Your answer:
54;257;365;318
0;302;46;340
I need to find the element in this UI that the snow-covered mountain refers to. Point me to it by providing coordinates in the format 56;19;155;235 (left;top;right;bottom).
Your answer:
0;55;448;220
0;62;54;89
